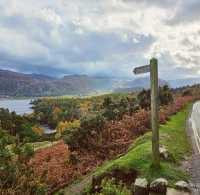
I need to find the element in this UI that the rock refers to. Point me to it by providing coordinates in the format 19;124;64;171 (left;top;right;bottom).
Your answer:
91;168;137;193
166;188;191;195
133;178;149;195
150;178;168;194
175;181;190;192
159;146;169;160
91;175;103;193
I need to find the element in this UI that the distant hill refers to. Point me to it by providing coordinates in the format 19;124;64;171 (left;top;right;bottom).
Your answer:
0;70;116;97
0;69;173;97
114;77;168;93
168;78;200;88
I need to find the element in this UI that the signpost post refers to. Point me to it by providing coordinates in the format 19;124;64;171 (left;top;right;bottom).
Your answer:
133;58;160;168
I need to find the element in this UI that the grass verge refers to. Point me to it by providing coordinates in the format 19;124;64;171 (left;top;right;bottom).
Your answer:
94;104;192;187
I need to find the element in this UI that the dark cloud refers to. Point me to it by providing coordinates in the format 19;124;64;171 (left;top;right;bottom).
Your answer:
166;0;200;25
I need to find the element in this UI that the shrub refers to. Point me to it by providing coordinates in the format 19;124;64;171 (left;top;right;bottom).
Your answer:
97;179;131;195
182;89;192;97
80;114;105;134
137;85;174;110
56;120;80;134
0;129;47;194
137;89;151;109
32;125;44;136
159;85;174;106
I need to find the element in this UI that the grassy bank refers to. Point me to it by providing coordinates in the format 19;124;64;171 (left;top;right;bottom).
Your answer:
94;103;192;187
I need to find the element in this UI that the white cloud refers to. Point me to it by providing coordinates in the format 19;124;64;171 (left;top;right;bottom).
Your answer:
0;0;199;79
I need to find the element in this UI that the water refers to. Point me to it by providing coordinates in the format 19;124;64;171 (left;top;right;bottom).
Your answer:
0;99;33;115
0;99;56;134
41;125;57;134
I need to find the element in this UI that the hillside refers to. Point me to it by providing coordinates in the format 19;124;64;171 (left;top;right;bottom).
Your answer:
169;77;200;88
1;69;199;97
114;77;168;93
0;69;169;97
0;70;115;97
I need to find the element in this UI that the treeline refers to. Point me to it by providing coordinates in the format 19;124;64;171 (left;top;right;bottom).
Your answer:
0;108;41;142
32;85;173;150
0;130;47;194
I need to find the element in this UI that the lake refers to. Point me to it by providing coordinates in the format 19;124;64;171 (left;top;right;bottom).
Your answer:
0;99;33;115
0;99;56;134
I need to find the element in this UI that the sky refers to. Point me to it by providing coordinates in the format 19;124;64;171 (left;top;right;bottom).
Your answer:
0;0;200;79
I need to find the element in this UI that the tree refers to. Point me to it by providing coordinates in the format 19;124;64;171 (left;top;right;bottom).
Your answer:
159;85;173;106
32;125;44;136
137;85;173;110
0;129;47;194
137;89;151;109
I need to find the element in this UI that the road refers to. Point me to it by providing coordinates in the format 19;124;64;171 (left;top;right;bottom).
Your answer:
189;101;200;195
190;101;200;154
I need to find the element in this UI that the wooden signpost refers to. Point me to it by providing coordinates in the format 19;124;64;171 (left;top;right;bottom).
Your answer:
133;58;160;168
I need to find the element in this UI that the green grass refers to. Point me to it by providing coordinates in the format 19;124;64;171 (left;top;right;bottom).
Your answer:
7;141;58;154
26;141;58;151
94;104;192;187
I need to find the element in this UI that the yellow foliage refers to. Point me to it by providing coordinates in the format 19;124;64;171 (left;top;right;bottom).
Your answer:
80;101;91;114
56;120;80;134
53;107;62;115
52;107;62;120
32;126;44;136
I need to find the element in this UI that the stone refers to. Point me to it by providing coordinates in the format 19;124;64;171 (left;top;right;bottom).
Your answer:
159;146;169;160
167;188;190;195
133;178;149;195
175;181;190;192
150;178;168;194
150;188;191;195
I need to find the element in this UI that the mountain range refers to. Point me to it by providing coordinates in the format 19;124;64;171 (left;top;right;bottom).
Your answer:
0;69;199;97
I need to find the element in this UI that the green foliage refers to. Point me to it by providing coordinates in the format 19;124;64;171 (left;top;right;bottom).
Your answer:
159;85;174;106
95;104;192;186
0;129;47;194
23;143;35;158
63;114;106;150
32;98;80;128
102;96;138;120
0;108;40;142
137;85;174;110
182;89;192;97
137;89;151;109
80;114;105;133
96;179;131;195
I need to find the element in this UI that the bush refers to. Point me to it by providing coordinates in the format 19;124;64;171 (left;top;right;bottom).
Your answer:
97;179;131;195
137;89;151;109
159;85;174;106
62;114;106;150
102;96;139;120
56;120;80;134
137;85;174;110
80;114;105;134
0;129;47;194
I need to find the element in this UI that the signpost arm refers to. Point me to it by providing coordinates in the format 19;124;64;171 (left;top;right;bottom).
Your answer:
150;58;160;168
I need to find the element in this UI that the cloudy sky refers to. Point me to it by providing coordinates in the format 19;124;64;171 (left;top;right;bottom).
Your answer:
0;0;200;79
